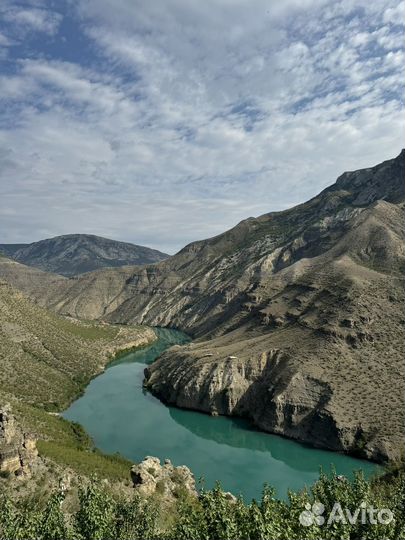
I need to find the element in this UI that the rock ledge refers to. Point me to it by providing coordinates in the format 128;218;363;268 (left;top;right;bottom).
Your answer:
131;456;196;499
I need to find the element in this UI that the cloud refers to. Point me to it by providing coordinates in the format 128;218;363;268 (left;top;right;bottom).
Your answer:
0;0;403;252
0;32;11;46
1;6;62;35
383;1;405;23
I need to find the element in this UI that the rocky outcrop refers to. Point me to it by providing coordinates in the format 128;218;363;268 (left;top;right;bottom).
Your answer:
0;405;38;477
131;456;196;499
145;328;404;463
144;256;405;463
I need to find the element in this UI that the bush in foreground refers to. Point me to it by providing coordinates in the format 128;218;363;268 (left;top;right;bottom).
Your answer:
0;469;404;540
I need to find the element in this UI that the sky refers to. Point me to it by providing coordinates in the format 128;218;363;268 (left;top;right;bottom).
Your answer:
0;0;403;254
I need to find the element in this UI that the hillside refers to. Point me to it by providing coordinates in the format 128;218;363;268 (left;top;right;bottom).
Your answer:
0;234;168;277
0;280;156;479
1;151;404;462
0;279;156;410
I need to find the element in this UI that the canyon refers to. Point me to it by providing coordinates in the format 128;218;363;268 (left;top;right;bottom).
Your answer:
1;151;404;462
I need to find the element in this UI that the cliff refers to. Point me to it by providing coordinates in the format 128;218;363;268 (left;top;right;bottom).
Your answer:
0;405;38;477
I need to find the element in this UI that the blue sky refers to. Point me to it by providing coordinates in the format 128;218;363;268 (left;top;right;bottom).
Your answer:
0;0;403;253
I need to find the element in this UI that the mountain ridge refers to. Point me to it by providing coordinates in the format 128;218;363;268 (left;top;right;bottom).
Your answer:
0;233;169;277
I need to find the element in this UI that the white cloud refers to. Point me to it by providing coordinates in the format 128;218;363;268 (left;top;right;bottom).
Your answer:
384;49;405;68
0;0;403;252
0;32;11;46
383;1;405;23
2;6;62;35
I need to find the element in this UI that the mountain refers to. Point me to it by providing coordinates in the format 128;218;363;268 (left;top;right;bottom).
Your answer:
0;255;66;305
0;276;156;484
0;234;168;277
1;151;404;462
0;279;155;411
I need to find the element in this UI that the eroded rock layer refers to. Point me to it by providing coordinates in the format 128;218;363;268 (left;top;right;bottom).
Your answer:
0;405;38;477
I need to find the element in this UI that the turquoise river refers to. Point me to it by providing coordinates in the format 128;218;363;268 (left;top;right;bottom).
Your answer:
63;328;380;501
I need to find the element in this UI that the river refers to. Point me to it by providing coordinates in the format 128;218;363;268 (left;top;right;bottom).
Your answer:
63;327;379;500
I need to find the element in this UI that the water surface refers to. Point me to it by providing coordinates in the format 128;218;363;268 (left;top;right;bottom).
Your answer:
64;328;379;500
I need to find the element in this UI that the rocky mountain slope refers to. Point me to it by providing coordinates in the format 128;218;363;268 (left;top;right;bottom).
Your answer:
0;234;168;277
1;151;404;462
0;279;155;410
0;278;157;483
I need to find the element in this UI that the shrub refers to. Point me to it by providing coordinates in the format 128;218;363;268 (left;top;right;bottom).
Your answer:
0;469;404;540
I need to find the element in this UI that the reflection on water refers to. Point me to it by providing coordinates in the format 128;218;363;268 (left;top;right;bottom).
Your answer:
169;409;322;473
63;328;379;501
168;407;380;476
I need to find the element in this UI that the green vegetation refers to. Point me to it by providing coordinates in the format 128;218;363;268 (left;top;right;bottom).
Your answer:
49;315;119;341
7;399;132;482
0;281;155;411
0;281;156;482
1;468;404;539
37;442;132;482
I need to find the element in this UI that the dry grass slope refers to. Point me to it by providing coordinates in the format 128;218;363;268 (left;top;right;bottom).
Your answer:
0;281;156;479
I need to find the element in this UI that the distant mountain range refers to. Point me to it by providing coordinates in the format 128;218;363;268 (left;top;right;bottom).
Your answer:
0;151;403;463
0;234;168;277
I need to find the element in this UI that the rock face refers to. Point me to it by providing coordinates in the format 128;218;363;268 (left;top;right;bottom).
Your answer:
131;456;196;499
1;151;404;462
0;405;38;477
0;234;168;277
